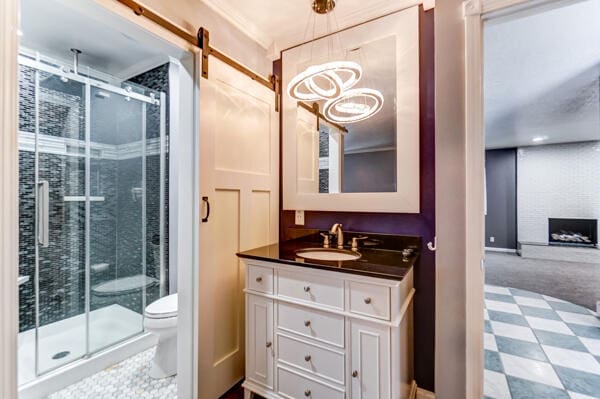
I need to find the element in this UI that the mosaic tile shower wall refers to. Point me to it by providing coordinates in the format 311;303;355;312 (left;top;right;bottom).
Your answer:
318;129;329;193
18;63;170;332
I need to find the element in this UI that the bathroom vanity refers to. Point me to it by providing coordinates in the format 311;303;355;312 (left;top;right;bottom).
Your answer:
237;233;418;399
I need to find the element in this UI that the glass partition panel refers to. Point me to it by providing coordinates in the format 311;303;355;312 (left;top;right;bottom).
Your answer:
89;86;146;353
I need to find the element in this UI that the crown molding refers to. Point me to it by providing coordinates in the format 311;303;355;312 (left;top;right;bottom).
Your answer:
201;0;274;50
277;0;427;52
463;0;483;16
423;0;436;10
202;0;434;58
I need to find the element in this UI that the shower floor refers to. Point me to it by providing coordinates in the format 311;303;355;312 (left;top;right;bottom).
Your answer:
19;304;143;386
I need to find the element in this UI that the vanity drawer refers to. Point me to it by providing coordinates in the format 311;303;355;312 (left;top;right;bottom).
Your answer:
277;367;345;399
277;303;345;348
278;334;345;385
247;264;273;294
348;281;390;320
277;269;344;310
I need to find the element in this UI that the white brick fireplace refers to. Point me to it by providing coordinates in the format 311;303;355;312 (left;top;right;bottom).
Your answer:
517;141;600;263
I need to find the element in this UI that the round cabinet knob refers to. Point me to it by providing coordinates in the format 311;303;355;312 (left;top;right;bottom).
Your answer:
364;297;372;304
303;286;311;292
352;370;359;378
304;389;311;397
304;354;312;362
304;320;311;327
255;276;262;283
265;341;272;348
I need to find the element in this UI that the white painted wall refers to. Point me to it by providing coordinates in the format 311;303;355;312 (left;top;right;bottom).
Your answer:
134;0;273;77
435;0;470;398
517;141;600;243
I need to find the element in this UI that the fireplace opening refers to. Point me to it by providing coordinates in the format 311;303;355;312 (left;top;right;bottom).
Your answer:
548;218;598;247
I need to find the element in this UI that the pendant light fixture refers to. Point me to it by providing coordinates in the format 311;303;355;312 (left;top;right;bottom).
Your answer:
323;88;384;123
322;42;385;124
286;0;362;102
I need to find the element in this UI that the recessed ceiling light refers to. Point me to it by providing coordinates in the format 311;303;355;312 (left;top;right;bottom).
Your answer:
532;136;548;143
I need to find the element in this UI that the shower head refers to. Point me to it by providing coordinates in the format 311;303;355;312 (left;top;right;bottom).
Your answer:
71;48;82;75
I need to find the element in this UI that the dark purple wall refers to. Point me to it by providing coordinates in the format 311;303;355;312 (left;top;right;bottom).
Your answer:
277;8;435;391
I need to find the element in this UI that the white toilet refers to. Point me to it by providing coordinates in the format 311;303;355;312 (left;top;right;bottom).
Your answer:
144;293;178;379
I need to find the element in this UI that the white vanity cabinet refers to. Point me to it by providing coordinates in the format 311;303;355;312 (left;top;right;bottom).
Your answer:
242;259;415;399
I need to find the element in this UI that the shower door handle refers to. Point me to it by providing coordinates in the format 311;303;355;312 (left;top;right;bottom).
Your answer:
37;180;49;247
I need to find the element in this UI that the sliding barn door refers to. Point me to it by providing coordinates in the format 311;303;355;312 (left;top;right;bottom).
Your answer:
198;57;279;398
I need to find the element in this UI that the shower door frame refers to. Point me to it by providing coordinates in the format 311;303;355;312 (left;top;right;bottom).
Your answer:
20;53;167;379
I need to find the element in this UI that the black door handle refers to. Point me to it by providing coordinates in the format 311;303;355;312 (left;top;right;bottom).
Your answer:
202;196;210;223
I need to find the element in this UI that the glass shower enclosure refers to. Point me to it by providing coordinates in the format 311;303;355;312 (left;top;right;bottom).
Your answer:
17;52;167;385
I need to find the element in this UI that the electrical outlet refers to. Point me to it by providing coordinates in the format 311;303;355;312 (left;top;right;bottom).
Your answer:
489;236;495;243
295;210;305;225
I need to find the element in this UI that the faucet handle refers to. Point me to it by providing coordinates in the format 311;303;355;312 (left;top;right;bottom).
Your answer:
320;232;331;247
351;236;368;251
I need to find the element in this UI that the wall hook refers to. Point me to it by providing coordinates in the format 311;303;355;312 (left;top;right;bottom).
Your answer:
427;236;437;252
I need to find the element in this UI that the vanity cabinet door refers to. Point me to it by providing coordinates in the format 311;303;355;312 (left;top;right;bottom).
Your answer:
350;319;391;399
246;294;274;389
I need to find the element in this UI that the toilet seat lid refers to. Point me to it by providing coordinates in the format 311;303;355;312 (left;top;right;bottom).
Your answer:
145;293;178;318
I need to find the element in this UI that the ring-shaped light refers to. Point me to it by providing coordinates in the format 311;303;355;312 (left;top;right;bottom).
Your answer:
306;71;343;99
287;61;362;101
323;88;384;124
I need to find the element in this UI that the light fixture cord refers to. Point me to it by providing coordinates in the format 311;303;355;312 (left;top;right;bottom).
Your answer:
301;4;314;63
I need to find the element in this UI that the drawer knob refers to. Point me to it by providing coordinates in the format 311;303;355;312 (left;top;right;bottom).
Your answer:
364;297;372;304
304;389;311;397
255;276;262;283
304;354;312;362
352;370;359;378
304;320;311;327
303;286;311;292
265;341;272;348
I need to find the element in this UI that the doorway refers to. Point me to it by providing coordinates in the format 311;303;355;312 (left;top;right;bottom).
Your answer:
481;1;600;397
13;0;197;397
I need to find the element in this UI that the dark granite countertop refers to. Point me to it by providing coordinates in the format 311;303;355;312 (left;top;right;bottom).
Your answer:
237;231;420;280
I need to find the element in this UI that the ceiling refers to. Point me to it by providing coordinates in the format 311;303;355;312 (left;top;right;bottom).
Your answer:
484;0;600;149
19;0;186;81
200;0;432;56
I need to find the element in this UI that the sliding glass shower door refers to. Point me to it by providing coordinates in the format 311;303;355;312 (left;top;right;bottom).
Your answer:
17;55;166;384
35;69;88;375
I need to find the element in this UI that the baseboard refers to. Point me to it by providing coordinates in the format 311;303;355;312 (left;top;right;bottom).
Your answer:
417;387;436;399
485;247;517;253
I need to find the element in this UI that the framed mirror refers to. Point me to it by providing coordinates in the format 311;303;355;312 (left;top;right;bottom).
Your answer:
282;6;420;213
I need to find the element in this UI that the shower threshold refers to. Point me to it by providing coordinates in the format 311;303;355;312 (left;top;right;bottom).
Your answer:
18;304;155;398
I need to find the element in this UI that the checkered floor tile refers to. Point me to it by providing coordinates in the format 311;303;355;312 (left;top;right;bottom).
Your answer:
49;347;177;399
484;285;600;399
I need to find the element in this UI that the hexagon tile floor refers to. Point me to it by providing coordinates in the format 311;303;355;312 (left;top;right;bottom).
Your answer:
484;285;600;399
49;347;176;399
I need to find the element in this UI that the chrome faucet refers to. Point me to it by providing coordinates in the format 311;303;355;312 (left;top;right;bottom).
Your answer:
329;223;344;249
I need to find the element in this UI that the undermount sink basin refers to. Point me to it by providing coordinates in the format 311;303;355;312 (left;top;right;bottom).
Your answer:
295;248;361;262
